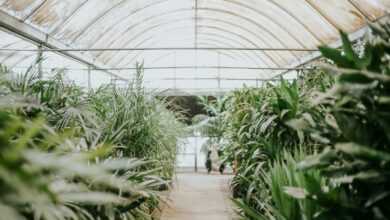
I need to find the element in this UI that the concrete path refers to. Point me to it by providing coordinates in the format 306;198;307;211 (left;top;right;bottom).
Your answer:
161;172;237;220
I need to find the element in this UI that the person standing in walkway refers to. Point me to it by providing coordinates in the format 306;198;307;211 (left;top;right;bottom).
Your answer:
205;150;212;173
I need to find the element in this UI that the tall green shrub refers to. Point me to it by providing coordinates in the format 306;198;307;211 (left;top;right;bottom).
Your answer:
287;20;390;220
0;63;184;219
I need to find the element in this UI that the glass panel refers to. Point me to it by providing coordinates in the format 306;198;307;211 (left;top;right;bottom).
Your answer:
198;0;306;66
350;0;387;21
0;0;45;19
0;30;36;68
75;0;194;49
90;70;111;89
53;0;124;44
65;68;88;88
270;0;339;44
1;0;389;93
199;0;319;48
25;0;87;33
306;0;366;32
99;22;194;66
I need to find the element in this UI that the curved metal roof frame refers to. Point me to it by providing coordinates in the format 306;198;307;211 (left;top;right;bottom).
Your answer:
120;34;264;68
90;16;286;67
100;22;285;67
67;0;320;48
105;14;298;63
0;0;389;86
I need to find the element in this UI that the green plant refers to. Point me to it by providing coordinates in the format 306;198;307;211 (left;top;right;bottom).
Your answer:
88;66;184;178
0;62;184;219
206;79;318;219
287;20;390;220
233;149;324;220
0;109;164;220
191;96;229;157
219;19;390;220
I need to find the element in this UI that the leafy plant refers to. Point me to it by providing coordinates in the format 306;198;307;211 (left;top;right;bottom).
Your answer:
287;21;390;220
233;149;324;220
191;96;229;155
0;108;164;220
215;19;390;220
0;62;184;220
205;79;318;218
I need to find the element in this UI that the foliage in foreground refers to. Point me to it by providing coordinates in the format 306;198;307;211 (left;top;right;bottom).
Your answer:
209;20;390;219
286;20;390;219
0;64;184;219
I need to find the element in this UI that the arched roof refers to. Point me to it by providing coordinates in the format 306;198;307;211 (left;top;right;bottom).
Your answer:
0;0;389;93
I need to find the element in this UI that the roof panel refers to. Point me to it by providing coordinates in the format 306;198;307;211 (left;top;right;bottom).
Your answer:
213;0;320;48
306;0;366;32
26;0;87;33
350;0;387;21
269;0;339;44
53;0;124;44
0;0;45;19
0;0;389;94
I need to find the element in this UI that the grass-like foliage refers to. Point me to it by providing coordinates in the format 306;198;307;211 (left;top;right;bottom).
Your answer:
286;20;390;219
0;64;184;220
201;19;390;220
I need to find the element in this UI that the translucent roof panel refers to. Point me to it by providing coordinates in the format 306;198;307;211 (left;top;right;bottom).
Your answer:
0;0;389;94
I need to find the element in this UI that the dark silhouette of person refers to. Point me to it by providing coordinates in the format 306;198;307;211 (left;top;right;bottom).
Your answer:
205;150;212;174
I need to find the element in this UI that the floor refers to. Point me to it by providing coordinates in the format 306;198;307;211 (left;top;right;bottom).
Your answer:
161;172;237;220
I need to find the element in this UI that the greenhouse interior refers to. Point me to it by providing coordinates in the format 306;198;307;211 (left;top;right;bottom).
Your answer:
0;0;390;220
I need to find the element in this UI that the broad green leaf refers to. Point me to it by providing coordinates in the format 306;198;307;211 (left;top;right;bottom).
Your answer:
319;46;354;68
340;31;359;62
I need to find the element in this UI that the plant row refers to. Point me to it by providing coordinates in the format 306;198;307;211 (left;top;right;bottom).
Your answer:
201;20;390;219
0;64;184;220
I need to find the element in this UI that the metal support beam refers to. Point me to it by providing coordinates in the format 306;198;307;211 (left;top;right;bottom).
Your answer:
143;77;283;81
0;10;127;82
217;52;221;90
194;0;199;49
95;66;314;71
194;136;198;173
87;65;92;90
0;47;319;52
174;51;177;89
12;65;314;71
37;44;43;79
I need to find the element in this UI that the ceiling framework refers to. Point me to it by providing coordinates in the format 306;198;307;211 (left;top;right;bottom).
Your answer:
0;0;389;94
0;9;128;81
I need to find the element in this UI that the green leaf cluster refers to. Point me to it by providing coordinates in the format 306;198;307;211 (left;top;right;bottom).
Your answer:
211;19;390;220
0;63;184;220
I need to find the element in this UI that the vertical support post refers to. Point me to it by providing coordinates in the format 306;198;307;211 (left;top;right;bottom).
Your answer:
194;135;198;173
87;65;92;90
194;0;198;49
194;0;199;92
195;50;198;91
217;52;221;91
37;44;43;79
174;51;177;90
297;69;304;87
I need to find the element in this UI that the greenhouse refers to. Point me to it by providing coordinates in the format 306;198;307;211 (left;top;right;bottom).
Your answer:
0;0;389;219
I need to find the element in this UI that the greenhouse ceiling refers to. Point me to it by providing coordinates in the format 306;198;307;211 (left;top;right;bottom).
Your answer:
0;0;389;95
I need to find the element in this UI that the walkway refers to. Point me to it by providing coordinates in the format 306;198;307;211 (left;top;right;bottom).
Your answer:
161;172;237;220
